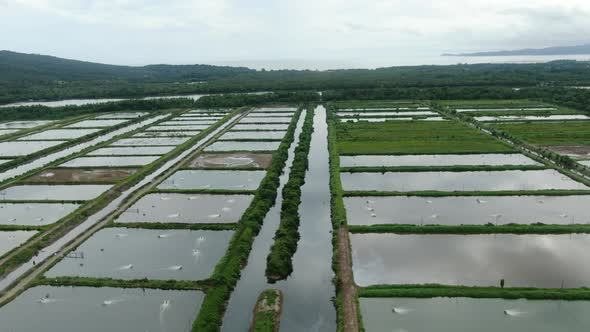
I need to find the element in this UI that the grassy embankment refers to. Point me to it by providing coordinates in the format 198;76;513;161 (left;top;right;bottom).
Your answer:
265;108;314;281
250;289;282;332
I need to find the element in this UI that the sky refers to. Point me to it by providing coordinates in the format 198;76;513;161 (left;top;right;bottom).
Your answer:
1;0;590;69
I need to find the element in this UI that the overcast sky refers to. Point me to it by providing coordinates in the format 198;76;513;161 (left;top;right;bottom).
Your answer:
1;0;590;69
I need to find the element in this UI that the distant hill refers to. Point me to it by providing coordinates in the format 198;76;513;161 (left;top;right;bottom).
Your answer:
442;44;590;57
0;50;254;83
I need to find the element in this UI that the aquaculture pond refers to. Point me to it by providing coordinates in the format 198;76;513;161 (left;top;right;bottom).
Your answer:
0;286;203;332
219;130;286;140
65;119;128;128
475;115;590;122
88;146;174;156
340;117;447;123
45;228;233;281
579;160;590;167
232;124;289;131
248;112;295;117
240;117;292;123
0;185;112;201
0;120;53;129
0;231;38;256
337;111;437;117
0;158;13;165
132;131;200;137
95;112;148;119
158;170;266;191
0;203;79;226
0;141;66;157
18;129;102;140
341;170;588;192
25;168;137;184
147;125;209;131
0;129;20;136
345;195;590;226
351;233;590;287
111;137;190;146
159;120;217;125
205;141;281;152
179;115;225;119
360;297;590;332
116;193;253;224
340;153;540;167
457;107;557;112
60;156;160;167
188;153;272;169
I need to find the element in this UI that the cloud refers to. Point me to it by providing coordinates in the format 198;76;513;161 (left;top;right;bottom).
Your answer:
1;0;590;67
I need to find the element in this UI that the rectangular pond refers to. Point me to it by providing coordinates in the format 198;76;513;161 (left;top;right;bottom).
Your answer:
88;146;174;156
45;228;233;281
117;193;253;224
345;195;590;225
360;297;590;332
0;129;20;136
60;156;160;167
19;129;102;140
132;131;200;137
65;119;128;128
0;230;38;256
0;141;66;157
147;125;209;131
351;233;590;287
0;120;53;129
579;160;590;167
341;170;588;192
457;107;558;112
232;124;289;131
0;203;79;226
219;131;286;140
205;141;281;152
337;111;437;117
188;153;272;169
475;115;590;122
26;168;137;184
95;112;148;119
0;286;203;332
240;117;292;124
111;137;190;146
340;154;540;167
340;117;447;123
159;120;217;125
0;185;113;201
248;112;295;117
158;170;266;191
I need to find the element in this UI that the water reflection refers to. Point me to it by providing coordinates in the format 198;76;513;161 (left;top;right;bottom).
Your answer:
351;233;590;287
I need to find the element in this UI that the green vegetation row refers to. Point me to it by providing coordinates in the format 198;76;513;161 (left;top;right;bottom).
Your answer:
327;108;347;332
250;289;282;332
110;222;236;231
359;284;590;301
349;223;590;235
265;108;314;281
192;108;303;331
35;276;204;291
340;165;547;173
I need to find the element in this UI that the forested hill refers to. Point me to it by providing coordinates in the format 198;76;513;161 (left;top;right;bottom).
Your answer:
0;50;254;83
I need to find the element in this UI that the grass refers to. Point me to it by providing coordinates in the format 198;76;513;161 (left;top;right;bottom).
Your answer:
265;108;314;281
349;223;590;234
359;284;590;301
251;289;282;332
491;121;590;146
336;120;514;155
109;222;236;231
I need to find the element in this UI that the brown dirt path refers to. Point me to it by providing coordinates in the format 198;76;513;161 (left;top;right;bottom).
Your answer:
339;226;360;332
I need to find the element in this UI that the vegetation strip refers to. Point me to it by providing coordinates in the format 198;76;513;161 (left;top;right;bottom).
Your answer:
359;284;590;301
249;289;283;332
192;108;303;331
265;108;314;281
111;222;236;231
35;276;205;290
